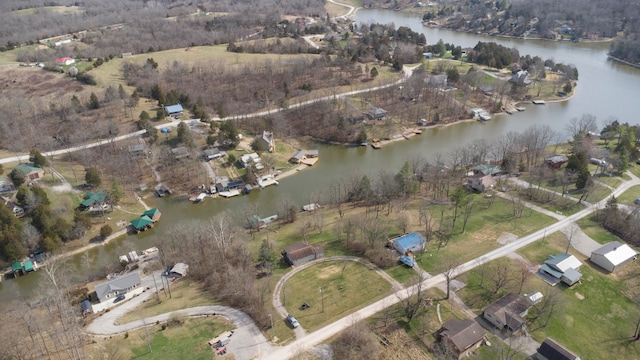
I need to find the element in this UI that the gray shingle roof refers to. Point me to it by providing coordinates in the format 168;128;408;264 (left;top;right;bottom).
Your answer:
95;272;141;301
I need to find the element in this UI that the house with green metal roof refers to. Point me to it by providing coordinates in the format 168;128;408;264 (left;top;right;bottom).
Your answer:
130;215;154;232
142;208;161;222
15;163;45;181
80;190;106;210
23;260;35;273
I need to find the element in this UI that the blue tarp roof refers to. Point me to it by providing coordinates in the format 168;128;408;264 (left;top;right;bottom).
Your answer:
165;104;183;114
400;256;415;267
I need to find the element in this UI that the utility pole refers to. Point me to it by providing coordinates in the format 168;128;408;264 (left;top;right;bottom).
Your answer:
152;273;161;301
269;313;274;341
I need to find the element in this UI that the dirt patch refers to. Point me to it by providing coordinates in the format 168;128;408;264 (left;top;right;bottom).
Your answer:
575;292;585;300
496;232;518;245
317;265;341;279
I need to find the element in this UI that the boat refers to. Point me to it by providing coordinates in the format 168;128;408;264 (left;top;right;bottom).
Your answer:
256;174;279;189
516;106;526;111
505;109;513;114
532;100;546;105
479;113;492;121
193;193;207;203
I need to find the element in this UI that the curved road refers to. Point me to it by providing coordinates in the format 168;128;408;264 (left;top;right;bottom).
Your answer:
271;256;403;337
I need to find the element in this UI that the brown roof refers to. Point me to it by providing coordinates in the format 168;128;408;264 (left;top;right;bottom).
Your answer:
283;242;324;263
439;319;485;353
484;293;530;330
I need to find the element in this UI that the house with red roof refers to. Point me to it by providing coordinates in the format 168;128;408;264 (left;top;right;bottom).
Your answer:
55;57;75;66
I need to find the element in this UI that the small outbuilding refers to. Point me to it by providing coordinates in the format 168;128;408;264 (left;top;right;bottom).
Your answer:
164;104;184;118
290;150;306;164
590;241;638;273
282;241;324;266
81;299;93;316
168;262;189;278
545;154;569;169
535;338;581;360
392;232;426;256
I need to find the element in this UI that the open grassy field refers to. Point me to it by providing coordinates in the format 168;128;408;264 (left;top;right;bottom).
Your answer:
576;217;625;245
118;279;216;324
91;317;234;359
282;260;392;331
515;233;640;360
616;184;640;206
414;195;556;274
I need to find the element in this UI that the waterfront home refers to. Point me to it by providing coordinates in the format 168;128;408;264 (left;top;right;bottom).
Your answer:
94;271;142;303
130;215;154;232
142;208;162;222
80;190;107;211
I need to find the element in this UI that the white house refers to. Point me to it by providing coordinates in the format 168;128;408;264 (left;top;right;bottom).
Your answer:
590;242;638;272
240;153;264;170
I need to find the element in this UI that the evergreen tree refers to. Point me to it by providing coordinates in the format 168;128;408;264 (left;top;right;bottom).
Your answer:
29;149;48;167
89;92;100;109
85;167;102;188
258;239;276;275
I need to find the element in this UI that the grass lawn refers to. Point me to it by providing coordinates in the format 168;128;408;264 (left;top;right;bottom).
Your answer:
593;173;622;188
576;217;624;245
282;260;392;331
516;232;640;359
616;184;640;206
512;188;585;216
118;280;216;324
415;196;556;274
92;317;234;359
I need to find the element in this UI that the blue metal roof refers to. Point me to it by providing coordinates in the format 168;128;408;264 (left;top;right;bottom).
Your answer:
393;232;426;250
165;104;183;114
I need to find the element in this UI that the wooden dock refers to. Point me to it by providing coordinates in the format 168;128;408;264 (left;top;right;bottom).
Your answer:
300;157;318;166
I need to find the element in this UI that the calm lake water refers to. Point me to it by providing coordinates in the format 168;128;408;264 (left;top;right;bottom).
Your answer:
2;8;639;302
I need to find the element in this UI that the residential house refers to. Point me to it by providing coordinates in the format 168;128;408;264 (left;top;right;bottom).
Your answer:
164;104;184;118
171;146;190;160
15;163;45;181
466;174;496;192
94;271;142;303
539;253;582;286
142;208;162;222
483;293;531;334
0;177;14;193
254;131;275;152
348;110;366;124
392;232;426;255
535;338;581;360
545;155;569;169
510;70;532;86
240;153;264;170
367;108;387;120
55;57;75;66
473;164;502;176
204;147;226;161
80;190;106;211
437;319;486;359
590;242;638;273
282;241;324;266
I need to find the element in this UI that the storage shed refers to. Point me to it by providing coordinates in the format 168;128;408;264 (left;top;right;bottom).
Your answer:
392;232;426;255
590;242;638;272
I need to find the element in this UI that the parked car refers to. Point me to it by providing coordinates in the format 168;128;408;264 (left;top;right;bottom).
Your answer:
285;314;300;328
113;294;126;303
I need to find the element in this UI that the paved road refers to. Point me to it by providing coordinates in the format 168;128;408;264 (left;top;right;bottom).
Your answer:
0;64;418;165
87;274;274;360
263;172;640;360
327;0;357;18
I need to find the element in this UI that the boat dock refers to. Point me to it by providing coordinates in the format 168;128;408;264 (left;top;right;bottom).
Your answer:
257;174;279;188
218;189;241;198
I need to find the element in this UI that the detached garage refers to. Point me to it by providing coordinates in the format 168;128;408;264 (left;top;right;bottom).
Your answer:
590;242;638;273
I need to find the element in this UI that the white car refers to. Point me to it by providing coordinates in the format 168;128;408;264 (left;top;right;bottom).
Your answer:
286;314;299;328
